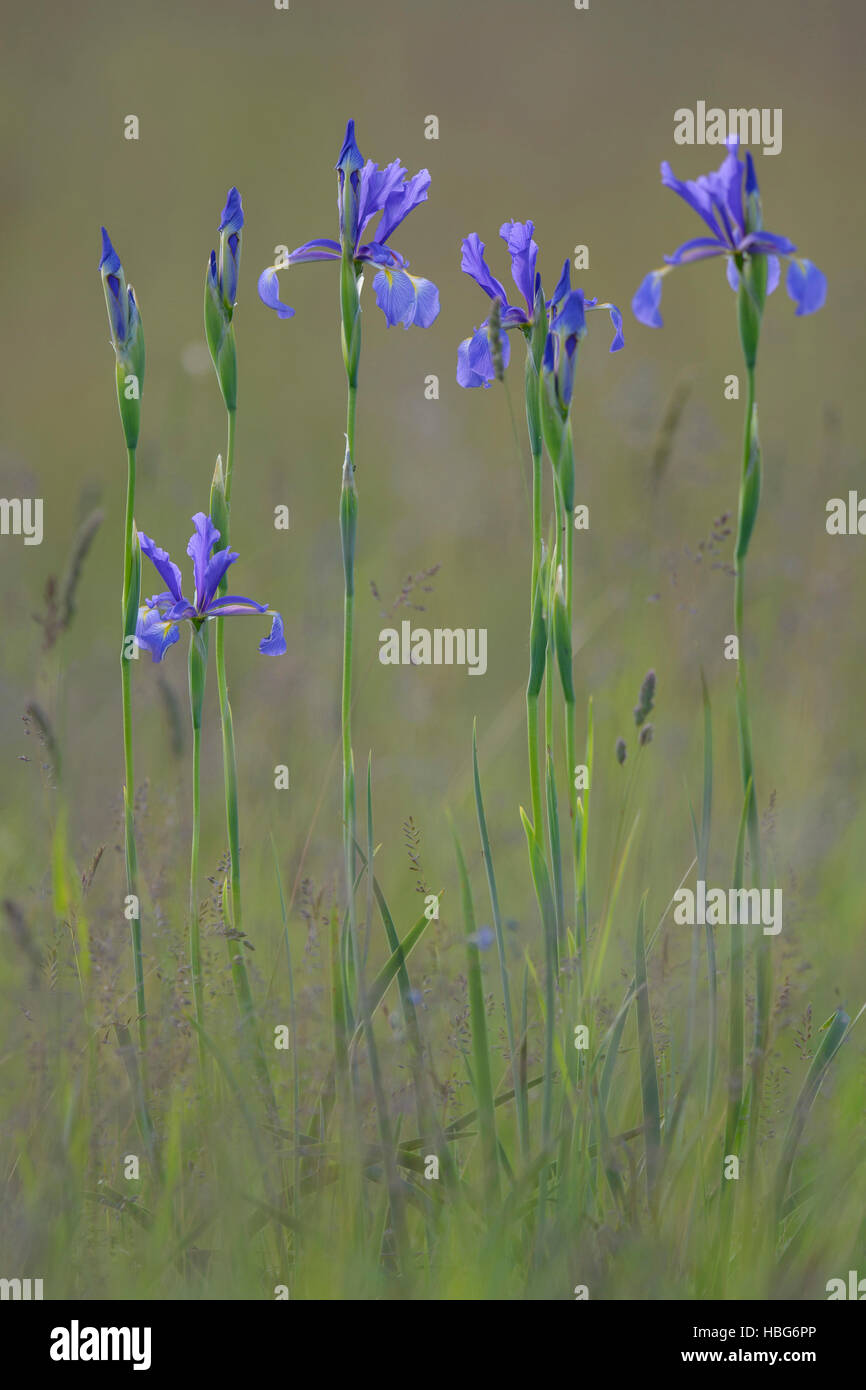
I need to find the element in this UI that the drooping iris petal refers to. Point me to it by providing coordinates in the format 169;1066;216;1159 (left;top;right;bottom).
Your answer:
605;303;625;352
460;233;508;303
457;336;490;388
372;268;440;328
468;321;510;383
259;612;287;655
499;219;538;312
135;605;181;663
186;513;221;605
257;267;295;320
408;275;440;328
139;532;184;603
786;259;827;316
284;238;342;264
377;169;432;244
632;270;665;328
372;267;416;326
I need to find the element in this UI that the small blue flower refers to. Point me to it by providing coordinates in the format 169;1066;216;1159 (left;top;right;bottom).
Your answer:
469;925;496;951
457;223;623;389
135;512;286;662
632;136;826;327
258;119;439;331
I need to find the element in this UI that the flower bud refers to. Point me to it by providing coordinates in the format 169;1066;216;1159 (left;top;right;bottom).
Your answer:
99;229;145;449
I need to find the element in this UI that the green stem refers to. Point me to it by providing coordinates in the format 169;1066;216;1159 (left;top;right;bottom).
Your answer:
342;380;358;937
188;636;205;1074
527;692;543;834
214;408;276;1118
121;445;145;1056
734;367;761;885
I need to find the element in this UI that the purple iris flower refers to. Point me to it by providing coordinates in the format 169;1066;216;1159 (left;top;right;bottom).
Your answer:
257;119;439;330
457;221;623;389
632;136;826;327
135;513;286;662
543;259;624;411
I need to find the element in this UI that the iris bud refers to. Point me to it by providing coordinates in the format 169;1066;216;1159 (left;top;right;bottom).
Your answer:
99;229;145;450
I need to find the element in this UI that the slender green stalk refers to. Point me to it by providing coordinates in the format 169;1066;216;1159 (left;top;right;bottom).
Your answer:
187;626;208;1074
121;445;146;1056
212;428;277;1120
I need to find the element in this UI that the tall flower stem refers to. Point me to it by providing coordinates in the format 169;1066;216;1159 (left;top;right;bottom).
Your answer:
525;356;545;836
734;264;772;1200
121;444;146;1056
188;625;208;1074
339;250;361;944
211;425;277;1120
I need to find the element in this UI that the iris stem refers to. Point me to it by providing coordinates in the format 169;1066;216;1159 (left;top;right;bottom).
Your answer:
188;632;205;1076
121;444;146;1058
342;377;358;938
214;406;277;1119
525;355;544;835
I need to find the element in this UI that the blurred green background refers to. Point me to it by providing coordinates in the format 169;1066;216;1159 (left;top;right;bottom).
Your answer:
1;0;864;1138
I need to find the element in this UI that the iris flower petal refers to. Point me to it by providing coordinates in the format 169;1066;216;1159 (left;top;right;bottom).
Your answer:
186;513;221;604
457;336;490;388
460;233;508;303
372;267;439;328
257;267;295;319
135;606;181;663
408;275;440;328
200;548;240;611
284;238;342;264
664;237;726;266
357;159;407;238
632;270;666;328
605;303;625;352
377;169;431;244
786;258;827;316
206;594;269;615
499;219;538;313
259;612;287;655
372;267;417;326
219;187;244;235
139;533;184;604
660;162;725;241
